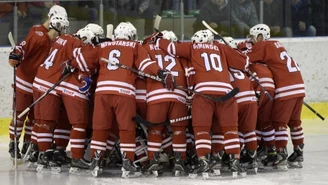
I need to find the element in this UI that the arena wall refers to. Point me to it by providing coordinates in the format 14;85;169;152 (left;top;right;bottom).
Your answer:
0;37;327;135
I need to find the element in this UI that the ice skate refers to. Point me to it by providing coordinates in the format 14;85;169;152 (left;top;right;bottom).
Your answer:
69;158;91;174
142;152;163;177
172;152;188;176
257;145;268;161
273;148;288;171
220;152;230;172
27;143;39;168
240;150;258;174
287;143;304;168
229;154;247;178
122;158;142;178
36;150;53;173
260;146;277;170
90;150;103;177
9;141;22;161
210;151;224;176
21;141;30;156
50;148;71;173
188;154;211;180
185;149;198;172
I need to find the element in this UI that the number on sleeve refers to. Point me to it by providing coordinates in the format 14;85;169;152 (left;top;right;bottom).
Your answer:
280;51;300;72
41;48;58;70
107;49;121;70
201;52;223;72
155;54;178;76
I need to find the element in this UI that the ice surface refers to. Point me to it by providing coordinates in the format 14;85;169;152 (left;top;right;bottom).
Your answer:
0;119;327;185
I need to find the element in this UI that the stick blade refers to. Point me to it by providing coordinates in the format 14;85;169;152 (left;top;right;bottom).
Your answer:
154;15;162;30
201;20;219;35
8;32;15;48
106;24;113;39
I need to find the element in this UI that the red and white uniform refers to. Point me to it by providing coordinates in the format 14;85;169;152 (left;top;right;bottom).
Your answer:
33;34;90;159
9;24;51;143
142;42;191;160
157;39;248;157
246;40;305;150
71;39;160;161
229;68;258;151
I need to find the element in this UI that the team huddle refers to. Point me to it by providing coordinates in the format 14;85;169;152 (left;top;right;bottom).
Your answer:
7;4;305;179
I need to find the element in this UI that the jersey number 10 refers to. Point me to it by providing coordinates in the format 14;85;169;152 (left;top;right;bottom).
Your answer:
201;53;223;72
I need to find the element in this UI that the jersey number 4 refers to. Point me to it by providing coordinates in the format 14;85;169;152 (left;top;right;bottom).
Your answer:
41;49;58;70
280;51;300;72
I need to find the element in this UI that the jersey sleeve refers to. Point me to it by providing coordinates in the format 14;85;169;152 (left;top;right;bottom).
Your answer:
245;41;267;63
222;44;249;71
135;44;160;75
71;46;100;74
156;38;192;60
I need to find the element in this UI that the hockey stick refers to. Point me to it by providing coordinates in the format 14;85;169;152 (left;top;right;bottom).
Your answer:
106;24;113;39
100;57;239;103
303;102;325;121
154;15;162;30
17;71;71;119
8;32;18;168
133;114;192;127
201;20;273;100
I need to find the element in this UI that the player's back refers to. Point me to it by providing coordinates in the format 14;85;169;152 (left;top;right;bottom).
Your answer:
95;39;140;98
229;68;257;105
191;42;233;96
249;40;305;99
34;34;83;92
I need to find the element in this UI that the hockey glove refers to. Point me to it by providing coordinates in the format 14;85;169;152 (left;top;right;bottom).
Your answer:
78;75;93;94
61;61;75;75
8;53;21;67
142;32;163;45
158;69;176;91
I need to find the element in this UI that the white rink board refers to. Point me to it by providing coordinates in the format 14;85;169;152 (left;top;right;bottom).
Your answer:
0;37;328;117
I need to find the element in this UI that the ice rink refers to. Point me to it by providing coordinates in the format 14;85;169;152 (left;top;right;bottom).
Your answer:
0;119;327;185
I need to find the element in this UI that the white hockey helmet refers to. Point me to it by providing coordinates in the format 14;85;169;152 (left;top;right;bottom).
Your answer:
114;22;137;40
221;37;238;49
84;23;104;37
48;5;67;19
191;29;214;43
76;28;95;45
49;15;69;34
162;30;178;42
249;24;271;41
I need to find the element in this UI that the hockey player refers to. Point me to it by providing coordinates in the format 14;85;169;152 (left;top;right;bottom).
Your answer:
7;5;67;161
32;24;96;172
237;38;276;166
141;30;190;176
70;22;174;177
246;24;305;169
152;29;249;178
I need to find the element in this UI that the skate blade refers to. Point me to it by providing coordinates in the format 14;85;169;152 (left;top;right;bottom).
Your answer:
69;167;91;175
188;173;198;179
274;165;288;171
91;166;102;177
10;157;25;166
212;169;221;176
202;172;209;180
50;167;62;174
287;162;303;168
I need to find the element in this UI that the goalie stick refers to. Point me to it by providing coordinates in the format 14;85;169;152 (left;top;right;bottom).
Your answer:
100;57;239;103
201;20;273;100
133;114;192;127
8;32;19;168
202;20;325;120
17;71;72;119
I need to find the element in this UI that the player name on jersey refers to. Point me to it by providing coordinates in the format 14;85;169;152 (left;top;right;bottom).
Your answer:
192;43;219;51
100;40;136;48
